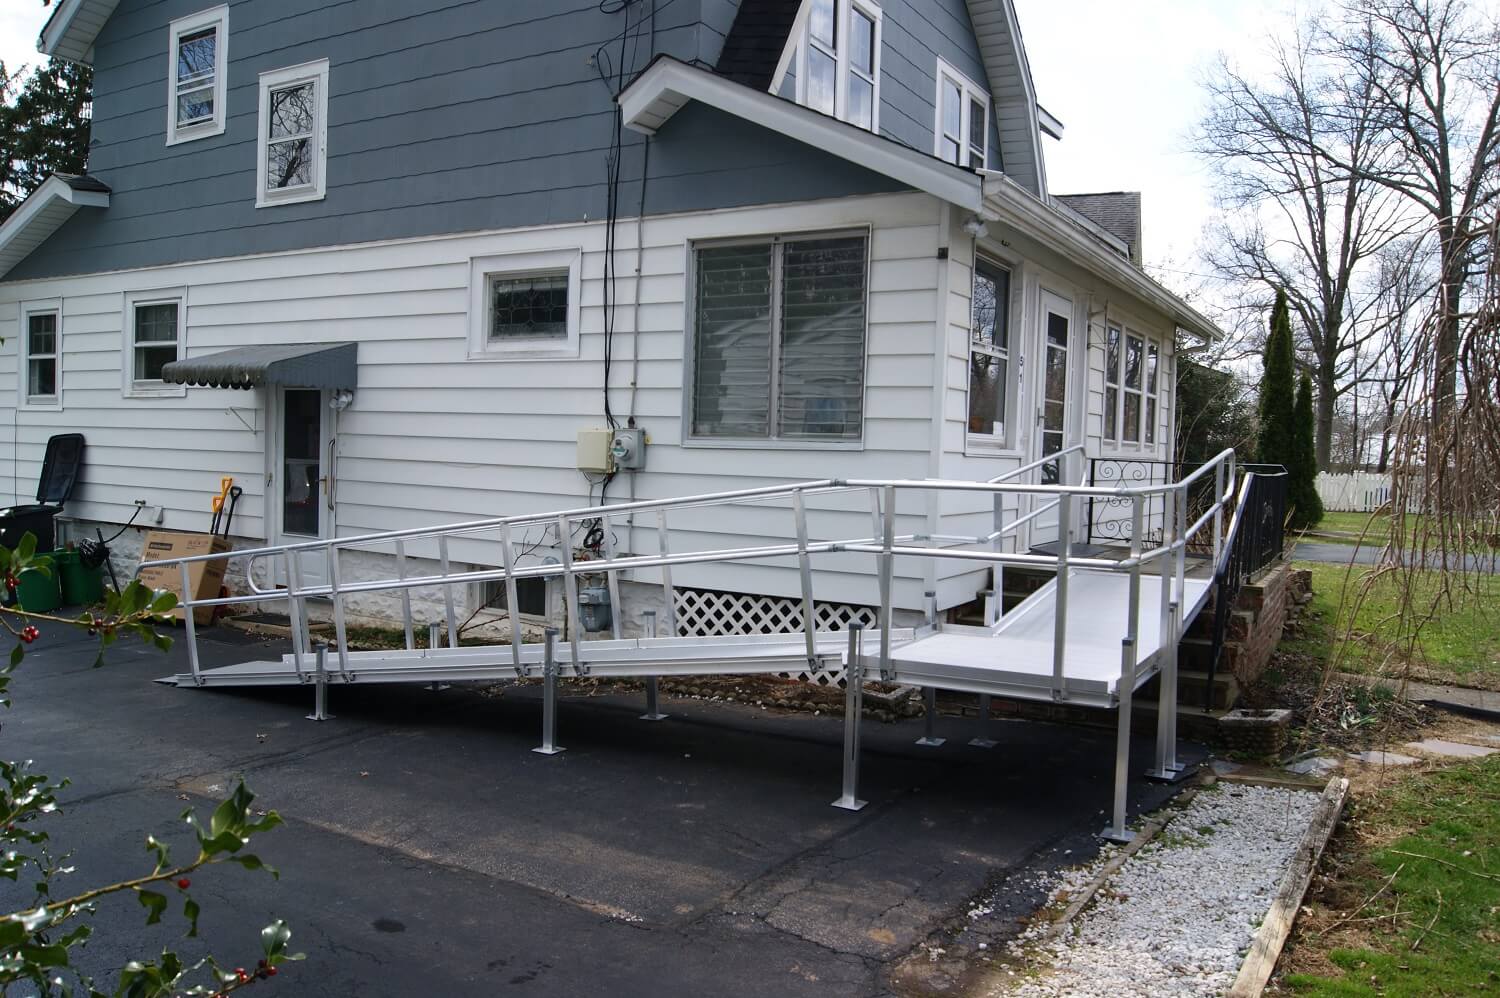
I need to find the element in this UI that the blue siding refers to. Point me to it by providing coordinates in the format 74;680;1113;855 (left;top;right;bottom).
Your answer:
878;0;1001;168
10;0;905;281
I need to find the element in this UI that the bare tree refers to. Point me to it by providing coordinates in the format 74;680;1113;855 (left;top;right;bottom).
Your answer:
1326;0;1500;430
1199;16;1419;468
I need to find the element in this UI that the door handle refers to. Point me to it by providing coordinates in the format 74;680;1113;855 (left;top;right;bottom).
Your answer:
325;438;336;511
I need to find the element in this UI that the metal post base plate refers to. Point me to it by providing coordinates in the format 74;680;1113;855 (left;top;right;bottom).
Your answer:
831;796;868;812
306;713;333;722
915;736;946;747
532;745;566;756
1100;826;1136;844
639;712;669;722
1143;763;1195;783
968;737;997;749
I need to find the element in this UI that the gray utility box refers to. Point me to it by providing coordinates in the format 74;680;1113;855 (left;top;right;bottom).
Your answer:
610;429;646;471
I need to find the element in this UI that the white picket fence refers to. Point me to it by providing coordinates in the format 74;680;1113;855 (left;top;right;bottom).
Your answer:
1315;472;1395;512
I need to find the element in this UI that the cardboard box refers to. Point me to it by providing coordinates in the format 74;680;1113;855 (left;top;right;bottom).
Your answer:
137;530;233;625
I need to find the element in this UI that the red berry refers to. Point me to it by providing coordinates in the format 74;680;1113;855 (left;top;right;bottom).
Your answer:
266;967;277;977
176;877;191;889
235;968;248;982
19;626;38;644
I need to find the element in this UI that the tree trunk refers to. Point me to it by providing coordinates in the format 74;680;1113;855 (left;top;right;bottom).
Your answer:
1315;364;1336;471
1432;217;1463;433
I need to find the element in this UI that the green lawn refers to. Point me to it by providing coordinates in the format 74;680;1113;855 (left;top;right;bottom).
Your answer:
1285;755;1500;996
1302;511;1396;546
1286;561;1500;688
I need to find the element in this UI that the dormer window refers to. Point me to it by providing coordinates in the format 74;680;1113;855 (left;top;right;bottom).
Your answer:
797;0;882;131
166;6;229;145
934;58;988;169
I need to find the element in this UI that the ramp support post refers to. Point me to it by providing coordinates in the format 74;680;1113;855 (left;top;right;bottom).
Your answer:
969;694;997;748
916;686;945;747
640;610;668;721
425;622;449;692
1146;600;1186;780
1103;636;1137;842
533;628;565;756
306;642;333;722
832;624;868;811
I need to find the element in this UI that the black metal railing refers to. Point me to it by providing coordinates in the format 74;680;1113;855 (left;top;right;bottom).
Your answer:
1086;458;1221;551
1202;465;1288;707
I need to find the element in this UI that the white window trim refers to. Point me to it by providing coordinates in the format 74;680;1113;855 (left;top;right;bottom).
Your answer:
19;299;63;412
466;248;582;360
166;5;229;146
256;59;330;208
933;57;989;169
682;228;871;450
122;288;188;398
793;0;883;132
965;256;1016;449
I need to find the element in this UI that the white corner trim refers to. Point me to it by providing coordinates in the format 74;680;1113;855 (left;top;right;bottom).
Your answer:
0;176;110;279
165;5;230;146
255;59;331;209
619;58;982;211
466;247;583;360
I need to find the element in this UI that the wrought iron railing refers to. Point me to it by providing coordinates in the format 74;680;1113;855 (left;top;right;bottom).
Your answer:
1202;465;1288;707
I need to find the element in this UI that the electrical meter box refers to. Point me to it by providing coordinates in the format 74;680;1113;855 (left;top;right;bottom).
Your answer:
610;428;647;471
576;428;614;473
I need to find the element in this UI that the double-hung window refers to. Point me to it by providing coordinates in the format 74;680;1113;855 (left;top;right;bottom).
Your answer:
123;290;187;397
256;60;330;207
968;259;1012;441
166;6;228;144
1103;325;1163;446
934;58;988;169
690;232;869;443
21;302;61;409
798;0;882;131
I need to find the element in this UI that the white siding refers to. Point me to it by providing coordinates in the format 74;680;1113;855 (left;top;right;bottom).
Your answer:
0;192;946;610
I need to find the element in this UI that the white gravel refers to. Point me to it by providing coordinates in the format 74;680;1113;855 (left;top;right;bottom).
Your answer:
997;784;1321;997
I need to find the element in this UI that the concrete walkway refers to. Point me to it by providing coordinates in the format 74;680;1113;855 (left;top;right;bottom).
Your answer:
1294;541;1498;573
5;624;1195;997
1340;671;1500;720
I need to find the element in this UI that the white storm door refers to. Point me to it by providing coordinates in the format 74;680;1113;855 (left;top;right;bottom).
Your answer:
272;387;335;591
1028;290;1079;546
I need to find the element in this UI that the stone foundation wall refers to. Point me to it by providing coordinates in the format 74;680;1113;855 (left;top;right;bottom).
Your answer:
1221;563;1310;687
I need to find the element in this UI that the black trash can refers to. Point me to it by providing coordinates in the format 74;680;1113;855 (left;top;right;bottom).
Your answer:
0;433;85;552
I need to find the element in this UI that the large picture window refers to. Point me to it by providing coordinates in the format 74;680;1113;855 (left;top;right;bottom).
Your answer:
797;0;882;131
690;232;868;442
967;259;1012;440
166;6;228;145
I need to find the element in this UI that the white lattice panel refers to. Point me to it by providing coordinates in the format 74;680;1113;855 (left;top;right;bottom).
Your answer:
672;587;877;685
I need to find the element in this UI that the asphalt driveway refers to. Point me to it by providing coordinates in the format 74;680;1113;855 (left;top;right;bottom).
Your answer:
3;623;1191;996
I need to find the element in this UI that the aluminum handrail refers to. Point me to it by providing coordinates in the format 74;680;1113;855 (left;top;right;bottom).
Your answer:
987;443;1085;485
151;448;1241;692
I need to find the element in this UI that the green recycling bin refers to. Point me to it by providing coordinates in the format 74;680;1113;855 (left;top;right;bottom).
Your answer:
54;549;104;606
14;562;61;613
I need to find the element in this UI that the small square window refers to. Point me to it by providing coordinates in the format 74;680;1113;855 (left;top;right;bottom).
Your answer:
166;7;228;145
467;250;581;360
489;273;568;341
256;60;329;207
